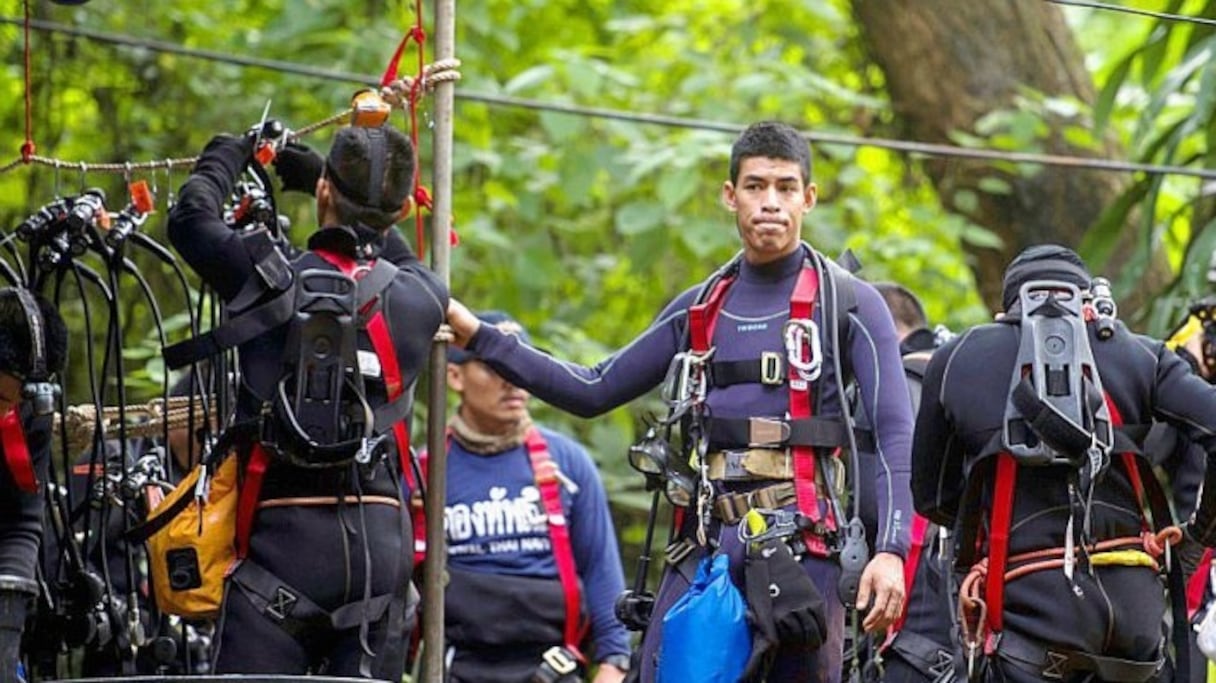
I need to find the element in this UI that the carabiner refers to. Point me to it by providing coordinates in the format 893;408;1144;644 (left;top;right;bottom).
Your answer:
782;318;822;383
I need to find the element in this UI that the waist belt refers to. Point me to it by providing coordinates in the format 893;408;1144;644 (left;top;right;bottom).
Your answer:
706;448;793;481
229;558;393;641
712;482;799;525
708;416;875;452
997;630;1164;683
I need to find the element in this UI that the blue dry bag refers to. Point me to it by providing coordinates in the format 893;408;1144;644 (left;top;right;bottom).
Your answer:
658;552;751;682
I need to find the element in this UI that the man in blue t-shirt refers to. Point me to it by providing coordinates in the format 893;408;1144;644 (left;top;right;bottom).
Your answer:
439;311;630;683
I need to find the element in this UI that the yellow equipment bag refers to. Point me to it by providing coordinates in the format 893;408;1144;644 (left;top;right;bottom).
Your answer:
139;455;239;619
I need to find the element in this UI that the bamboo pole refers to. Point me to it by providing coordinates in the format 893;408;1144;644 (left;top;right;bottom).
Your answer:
421;0;455;680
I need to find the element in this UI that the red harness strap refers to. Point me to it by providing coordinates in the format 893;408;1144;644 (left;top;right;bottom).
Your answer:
688;276;735;354
681;275;735;531
1188;548;1213;618
315;248;421;550
982;392;1139;638
524;426;587;659
787;267;833;556
889;513;931;636
1103;396;1150;533
233;248;415;558
235;444;271;558
985;453;1018;635
421;428;587;656
0;409;36;492
686;267;835;555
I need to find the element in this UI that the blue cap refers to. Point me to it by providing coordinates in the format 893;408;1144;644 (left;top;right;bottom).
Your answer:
448;310;532;364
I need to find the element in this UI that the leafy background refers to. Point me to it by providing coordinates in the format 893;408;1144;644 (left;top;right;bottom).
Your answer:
0;0;1213;562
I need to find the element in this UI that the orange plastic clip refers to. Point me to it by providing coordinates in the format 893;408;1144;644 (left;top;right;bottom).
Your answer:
129;180;155;214
254;144;277;166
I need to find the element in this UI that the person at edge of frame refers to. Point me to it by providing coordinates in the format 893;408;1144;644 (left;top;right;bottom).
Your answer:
167;121;447;677
1154;296;1216;683
843;281;956;683
446;120;915;683
0;288;68;683
912;244;1216;683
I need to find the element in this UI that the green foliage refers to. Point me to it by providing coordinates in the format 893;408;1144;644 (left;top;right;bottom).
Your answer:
2;0;1214;559
1067;0;1216;334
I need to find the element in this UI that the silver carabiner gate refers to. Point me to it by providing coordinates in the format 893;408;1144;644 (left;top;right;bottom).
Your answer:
782;318;822;385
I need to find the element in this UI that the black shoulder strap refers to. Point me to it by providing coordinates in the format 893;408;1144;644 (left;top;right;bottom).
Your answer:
163;289;297;369
164;256;399;371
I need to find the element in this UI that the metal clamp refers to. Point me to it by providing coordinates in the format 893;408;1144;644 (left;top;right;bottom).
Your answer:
783;318;822;384
738;507;807;545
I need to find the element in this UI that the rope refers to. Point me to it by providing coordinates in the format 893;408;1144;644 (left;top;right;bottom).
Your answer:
1;63;462;180
957;529;1183;649
6;17;1216;181
54;395;216;456
20;0;33;162
381;57;463;256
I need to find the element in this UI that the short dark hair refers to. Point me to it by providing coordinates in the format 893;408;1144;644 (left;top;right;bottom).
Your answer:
729;121;812;185
0;288;67;379
873;282;928;331
325;125;415;230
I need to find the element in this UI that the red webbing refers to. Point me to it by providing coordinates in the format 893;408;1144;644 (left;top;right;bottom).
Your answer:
788;267;832;557
0;409;36;492
525;427;586;658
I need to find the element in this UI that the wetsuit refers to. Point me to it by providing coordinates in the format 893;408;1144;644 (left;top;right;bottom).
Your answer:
440;425;630;681
465;244;914;683
168;135;447;677
876;335;960;683
0;404;50;681
912;318;1216;683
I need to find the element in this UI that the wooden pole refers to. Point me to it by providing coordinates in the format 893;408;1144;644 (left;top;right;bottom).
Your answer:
421;0;455;680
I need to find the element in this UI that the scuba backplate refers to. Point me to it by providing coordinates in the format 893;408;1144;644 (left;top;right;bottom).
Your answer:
268;268;376;468
1002;280;1112;470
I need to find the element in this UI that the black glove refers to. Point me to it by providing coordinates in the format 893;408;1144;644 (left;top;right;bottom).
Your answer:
742;543;780;681
0;589;30;683
764;539;827;647
199;134;255;172
740;539;828;681
272;141;325;195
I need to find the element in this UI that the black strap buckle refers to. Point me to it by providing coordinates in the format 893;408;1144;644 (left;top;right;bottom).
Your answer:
749;417;791;447
266;585;298;622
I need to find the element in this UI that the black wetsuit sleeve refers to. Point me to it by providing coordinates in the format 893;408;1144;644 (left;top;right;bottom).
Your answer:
0;411;51;581
848;283;915;557
1163;440;1205;520
167;135;258;301
910;335;966;527
465;290;697;418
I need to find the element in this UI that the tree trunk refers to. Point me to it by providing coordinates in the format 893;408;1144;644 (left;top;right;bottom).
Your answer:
850;0;1165;312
